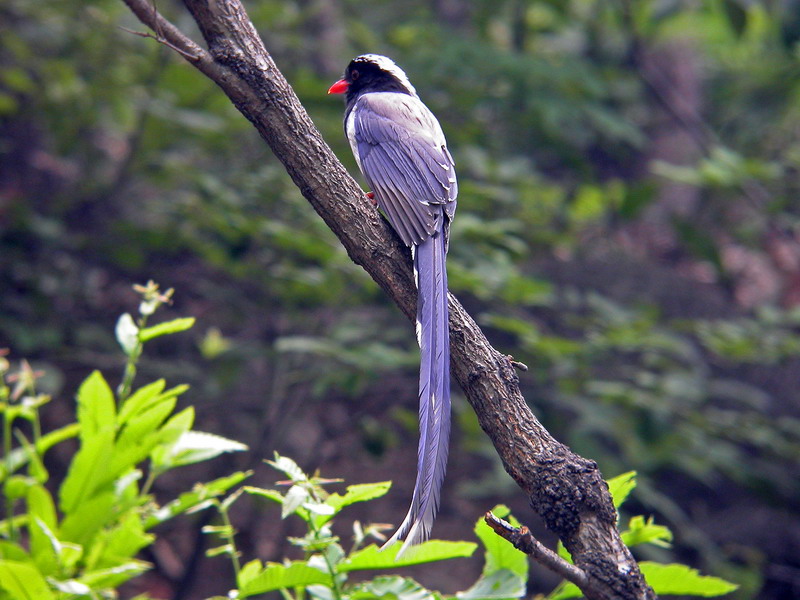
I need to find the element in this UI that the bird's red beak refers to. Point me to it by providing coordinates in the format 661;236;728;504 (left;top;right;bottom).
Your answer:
327;79;349;94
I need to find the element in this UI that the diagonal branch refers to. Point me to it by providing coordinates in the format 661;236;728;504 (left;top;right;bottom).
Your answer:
118;1;655;598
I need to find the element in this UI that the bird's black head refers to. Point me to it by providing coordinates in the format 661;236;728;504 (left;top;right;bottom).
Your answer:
328;54;416;103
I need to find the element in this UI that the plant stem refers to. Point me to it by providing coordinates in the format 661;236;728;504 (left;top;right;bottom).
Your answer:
278;590;293;600
307;518;342;600
141;468;158;496
32;406;42;445
218;501;242;578
117;315;148;405
2;410;14;541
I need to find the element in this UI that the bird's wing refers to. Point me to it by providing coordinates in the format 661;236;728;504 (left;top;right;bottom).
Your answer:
348;92;457;246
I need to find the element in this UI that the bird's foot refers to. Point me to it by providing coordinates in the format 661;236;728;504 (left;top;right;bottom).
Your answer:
366;191;377;206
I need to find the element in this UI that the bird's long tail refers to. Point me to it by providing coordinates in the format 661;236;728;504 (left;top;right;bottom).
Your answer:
381;230;450;557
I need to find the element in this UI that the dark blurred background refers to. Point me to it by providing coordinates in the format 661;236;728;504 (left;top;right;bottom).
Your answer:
2;0;800;598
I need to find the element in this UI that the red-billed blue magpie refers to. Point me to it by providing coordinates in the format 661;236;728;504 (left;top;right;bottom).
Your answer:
329;54;457;555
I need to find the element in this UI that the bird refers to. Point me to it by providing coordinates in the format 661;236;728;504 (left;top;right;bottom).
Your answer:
329;54;457;555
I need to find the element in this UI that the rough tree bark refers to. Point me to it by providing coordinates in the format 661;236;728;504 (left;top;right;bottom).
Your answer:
120;1;656;598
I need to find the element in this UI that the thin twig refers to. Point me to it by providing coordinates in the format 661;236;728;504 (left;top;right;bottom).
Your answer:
484;511;589;590
118;25;200;60
121;0;207;65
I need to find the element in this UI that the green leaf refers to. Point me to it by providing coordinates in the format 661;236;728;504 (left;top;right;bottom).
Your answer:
76;371;116;441
476;505;527;578
27;484;56;532
0;424;80;480
639;562;738;596
606;471;637;509
28;517;58;575
59;491;116;547
0;541;29;561
77;560;151;589
340;541;477;571
139;317;196;342
110;395;179;479
117;380;166;424
143;471;251;529
28;516;81;574
282;484;309;518
49;579;92;596
152;430;247;471
237;558;263;587
268;453;306;482
109;390;184;479
4;475;34;500
26;486;58;573
118;396;176;444
243;486;285;505
86;512;154;570
157;406;195;442
306;501;335;516
555;540;572;564
621;515;672;548
546;581;581;600
326;481;392;514
350;575;436;600
457;569;526;599
0;559;56;599
149;407;196;469
238;561;332;596
205;543;235;558
58;428;114;514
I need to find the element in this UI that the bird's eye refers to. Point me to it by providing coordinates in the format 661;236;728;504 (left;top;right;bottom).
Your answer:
351;70;360;80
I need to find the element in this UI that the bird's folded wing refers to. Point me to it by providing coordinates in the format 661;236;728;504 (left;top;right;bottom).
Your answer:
350;93;457;246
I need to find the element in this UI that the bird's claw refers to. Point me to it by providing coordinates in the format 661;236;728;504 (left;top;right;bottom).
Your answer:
366;191;377;206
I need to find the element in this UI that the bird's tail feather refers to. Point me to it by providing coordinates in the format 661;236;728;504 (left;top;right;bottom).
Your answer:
381;232;450;558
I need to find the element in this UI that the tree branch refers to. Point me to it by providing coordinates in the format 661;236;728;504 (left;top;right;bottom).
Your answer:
118;1;655;598
484;511;590;591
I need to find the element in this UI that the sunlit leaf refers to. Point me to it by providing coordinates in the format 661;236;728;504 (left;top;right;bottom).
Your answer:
268;453;306;482
606;471;637;509
457;569;526;599
139;317;196;342
324;481;392;519
154;431;247;471
621;515;672;548
58;429;114;514
341;541;477;571
475;505;527;578
639;562;738;596
76;371;115;440
0;560;56;599
144;471;251;528
350;575;436;600
238;561;332;596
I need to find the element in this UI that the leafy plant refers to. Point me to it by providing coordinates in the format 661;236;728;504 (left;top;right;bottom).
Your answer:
0;281;738;598
548;472;737;599
204;458;736;600
0;282;249;599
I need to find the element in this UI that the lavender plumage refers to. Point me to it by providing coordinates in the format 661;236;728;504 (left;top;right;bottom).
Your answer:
329;54;457;556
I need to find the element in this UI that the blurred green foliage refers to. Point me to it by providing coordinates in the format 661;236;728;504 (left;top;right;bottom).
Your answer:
2;0;800;598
